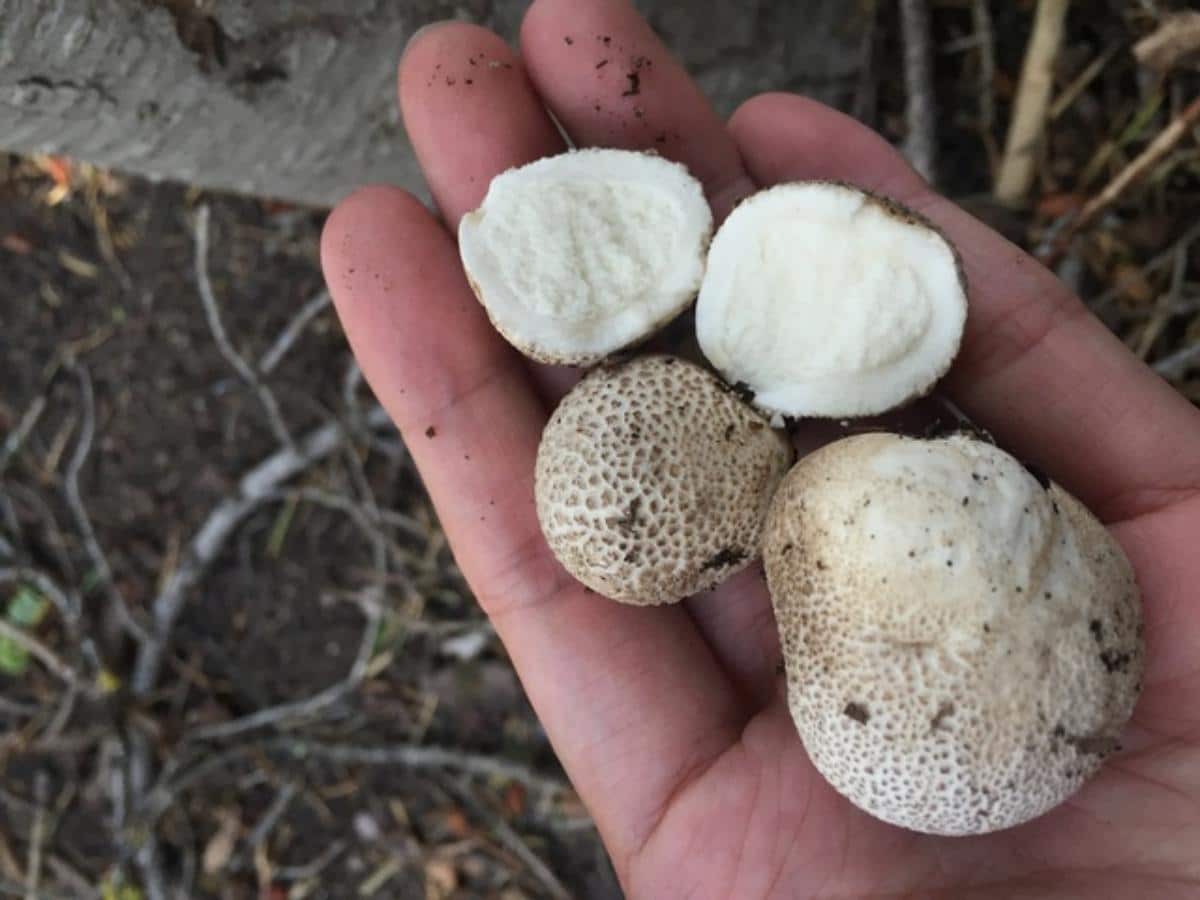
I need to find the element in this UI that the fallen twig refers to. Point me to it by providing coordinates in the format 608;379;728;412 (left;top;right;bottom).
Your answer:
439;775;571;900
970;0;998;170
259;291;331;375
1049;42;1124;121
994;0;1072;204
1073;95;1200;232
0;619;86;689
1133;10;1200;73
287;741;568;800
0;396;47;479
194;205;294;450
61;365;149;644
899;0;937;183
131;404;392;696
22;772;48;900
246;782;299;850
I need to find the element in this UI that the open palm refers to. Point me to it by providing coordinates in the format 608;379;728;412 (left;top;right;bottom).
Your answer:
320;1;1200;896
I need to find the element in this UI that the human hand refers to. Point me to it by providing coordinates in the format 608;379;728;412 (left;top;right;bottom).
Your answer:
320;1;1200;896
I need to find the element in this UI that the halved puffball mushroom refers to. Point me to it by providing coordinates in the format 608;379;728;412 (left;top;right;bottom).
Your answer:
696;182;967;421
459;149;712;365
535;355;792;605
763;432;1143;835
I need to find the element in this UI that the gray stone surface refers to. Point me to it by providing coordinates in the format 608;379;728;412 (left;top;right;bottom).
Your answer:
0;0;868;206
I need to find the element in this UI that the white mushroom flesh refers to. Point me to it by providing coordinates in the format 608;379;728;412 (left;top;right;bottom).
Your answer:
696;182;967;419
460;149;711;365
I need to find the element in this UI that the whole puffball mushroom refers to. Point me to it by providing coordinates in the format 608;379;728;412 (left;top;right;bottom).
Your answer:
763;433;1144;835
459;148;712;365
536;355;792;605
696;182;967;422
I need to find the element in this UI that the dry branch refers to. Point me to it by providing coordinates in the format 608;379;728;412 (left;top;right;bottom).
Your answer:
995;0;1072;204
193;205;294;451
130;404;392;696
0;396;46;478
899;0;937;183
259;291;331;375
61;365;149;644
1074;95;1200;232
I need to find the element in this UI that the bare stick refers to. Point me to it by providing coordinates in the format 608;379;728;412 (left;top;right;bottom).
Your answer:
193;205;294;450
994;0;1071;205
183;586;383;742
899;0;937;184
61;366;150;644
287;741;567;799
245;782;298;849
273;841;345;881
259;291;331;375
22;772;48;900
0;396;46;479
131;404;392;696
0;619;86;688
439;776;571;900
970;0;998;172
182;484;389;741
1074;95;1200;233
1049;42;1122;121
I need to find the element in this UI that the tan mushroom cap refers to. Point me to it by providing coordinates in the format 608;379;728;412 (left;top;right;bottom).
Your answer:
536;355;792;605
764;433;1144;835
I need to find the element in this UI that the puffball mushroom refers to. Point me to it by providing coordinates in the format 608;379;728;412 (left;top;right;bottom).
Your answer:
459;149;712;365
763;433;1144;835
535;355;792;605
696;182;967;421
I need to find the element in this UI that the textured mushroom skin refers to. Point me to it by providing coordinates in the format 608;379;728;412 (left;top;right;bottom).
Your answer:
536;355;792;605
764;433;1144;835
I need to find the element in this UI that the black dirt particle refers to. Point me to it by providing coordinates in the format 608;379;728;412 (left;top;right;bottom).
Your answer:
701;547;747;572
617;497;642;532
844;702;869;725
1021;459;1052;489
1099;649;1132;673
816;559;827;571
1067;734;1119;756
593;103;602;111
623;546;640;563
445;77;456;86
729;380;756;404
599;35;612;45
464;78;473;85
1089;619;1104;641
654;133;667;143
595;59;609;69
564;36;574;45
962;496;970;506
622;71;640;96
930;702;955;731
724;424;735;441
425;426;437;438
780;543;793;555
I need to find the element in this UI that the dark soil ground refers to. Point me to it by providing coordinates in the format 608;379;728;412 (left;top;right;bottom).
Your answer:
1;2;1198;898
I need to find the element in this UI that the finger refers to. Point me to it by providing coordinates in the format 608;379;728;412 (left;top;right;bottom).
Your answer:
519;0;756;221
730;93;1200;525
398;22;579;402
320;187;746;872
399;22;564;229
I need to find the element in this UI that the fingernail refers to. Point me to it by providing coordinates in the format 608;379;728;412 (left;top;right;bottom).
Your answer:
405;20;454;55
